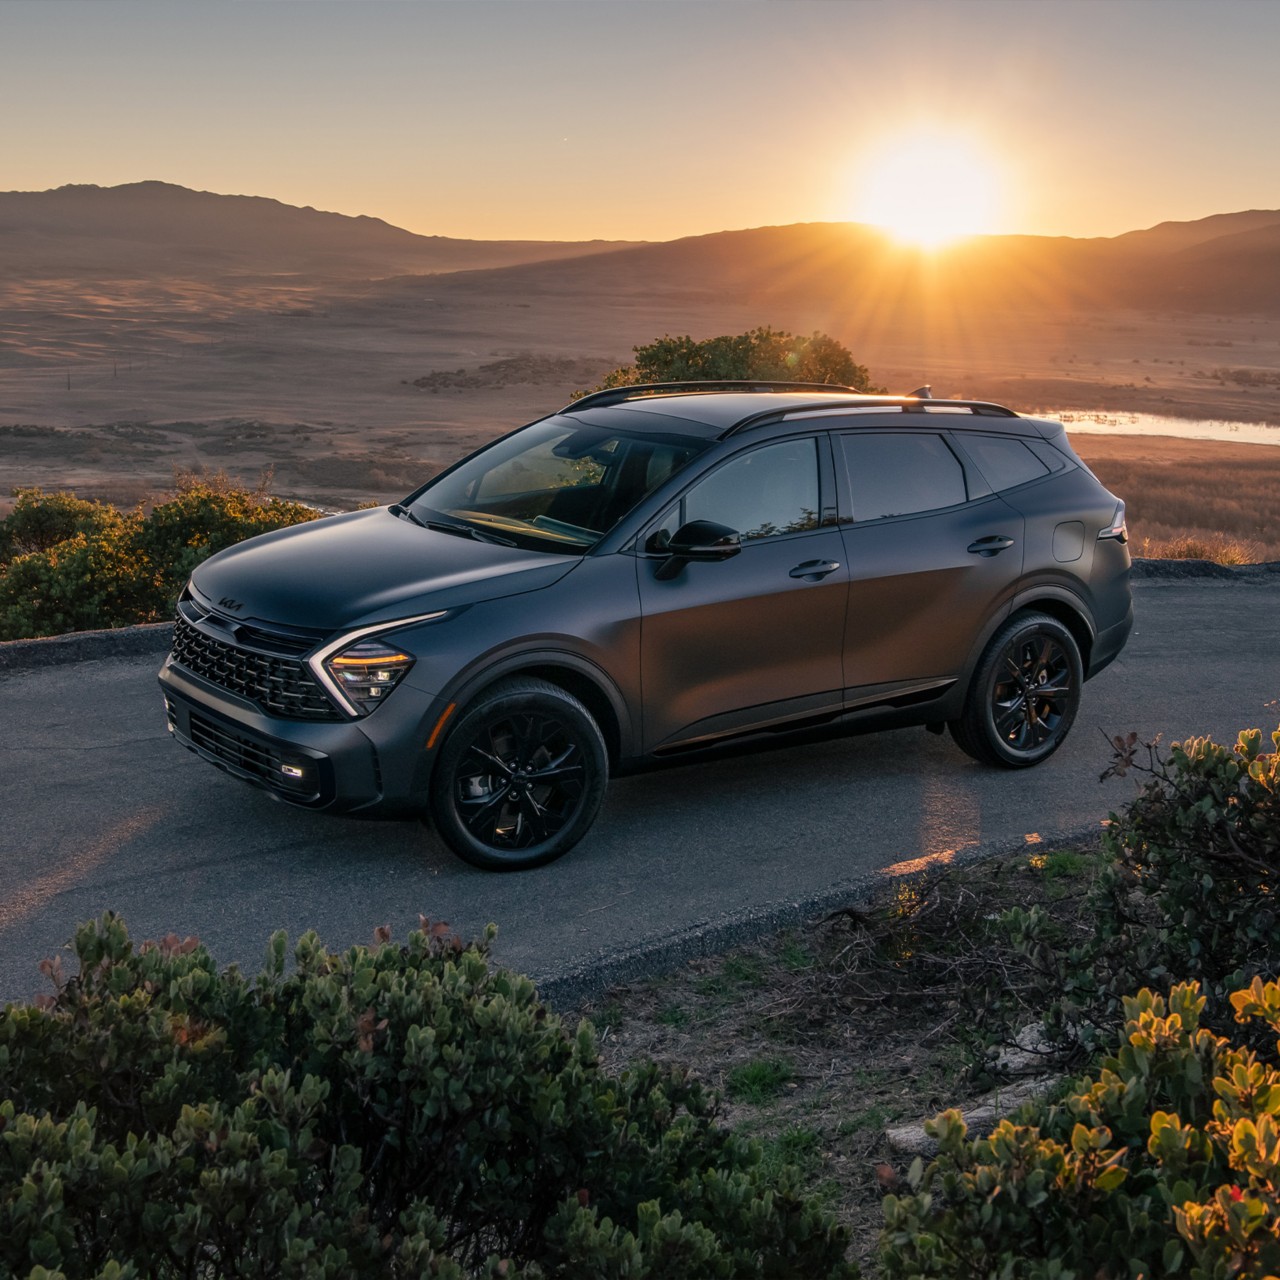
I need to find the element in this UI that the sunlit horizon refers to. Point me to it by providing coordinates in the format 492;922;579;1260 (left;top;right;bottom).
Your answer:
2;1;1279;243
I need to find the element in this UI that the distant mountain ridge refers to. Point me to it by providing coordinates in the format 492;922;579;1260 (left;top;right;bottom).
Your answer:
2;181;1278;317
408;210;1280;318
1111;209;1280;253
0;180;641;278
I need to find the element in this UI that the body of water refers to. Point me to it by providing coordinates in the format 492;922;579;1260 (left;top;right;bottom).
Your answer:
1049;410;1280;447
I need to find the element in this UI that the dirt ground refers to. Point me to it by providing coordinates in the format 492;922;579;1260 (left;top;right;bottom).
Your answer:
583;844;1102;1274
2;257;1278;515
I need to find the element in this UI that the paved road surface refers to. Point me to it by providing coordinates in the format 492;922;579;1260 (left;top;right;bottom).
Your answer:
2;577;1276;1005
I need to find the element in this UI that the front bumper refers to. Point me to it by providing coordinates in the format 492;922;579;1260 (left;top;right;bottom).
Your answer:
158;657;442;816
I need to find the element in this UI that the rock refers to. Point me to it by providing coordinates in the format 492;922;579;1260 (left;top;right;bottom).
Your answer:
994;1021;1073;1077
884;1075;1060;1159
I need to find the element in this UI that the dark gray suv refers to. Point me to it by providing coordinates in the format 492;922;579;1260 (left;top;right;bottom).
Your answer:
158;383;1133;870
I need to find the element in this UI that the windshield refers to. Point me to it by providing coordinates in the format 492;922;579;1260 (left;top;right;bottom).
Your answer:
406;418;709;553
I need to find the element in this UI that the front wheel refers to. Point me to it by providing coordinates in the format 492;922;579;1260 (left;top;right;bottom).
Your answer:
428;677;608;870
949;612;1083;768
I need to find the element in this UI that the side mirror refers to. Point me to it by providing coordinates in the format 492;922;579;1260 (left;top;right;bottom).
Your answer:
651;519;742;580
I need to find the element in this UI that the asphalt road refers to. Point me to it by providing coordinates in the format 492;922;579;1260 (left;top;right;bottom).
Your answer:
2;576;1277;1007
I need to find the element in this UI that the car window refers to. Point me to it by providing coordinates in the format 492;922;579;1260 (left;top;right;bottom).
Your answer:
1025;438;1071;473
840;433;967;520
652;438;822;545
475;433;609;499
961;435;1053;492
408;418;707;553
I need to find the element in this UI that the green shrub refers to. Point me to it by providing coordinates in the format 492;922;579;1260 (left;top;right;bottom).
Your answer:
880;978;1280;1279
0;506;159;640
135;479;317;611
0;476;317;640
1103;728;1280;987
1002;726;1280;1054
588;327;883;395
0;915;856;1279
0;488;114;559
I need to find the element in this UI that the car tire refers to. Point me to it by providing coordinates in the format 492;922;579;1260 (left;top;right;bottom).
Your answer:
429;677;609;871
949;611;1083;768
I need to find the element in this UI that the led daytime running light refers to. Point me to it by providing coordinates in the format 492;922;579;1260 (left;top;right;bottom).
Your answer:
330;650;412;667
308;610;446;716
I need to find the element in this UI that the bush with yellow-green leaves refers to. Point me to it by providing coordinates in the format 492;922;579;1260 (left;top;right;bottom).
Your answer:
881;978;1280;1278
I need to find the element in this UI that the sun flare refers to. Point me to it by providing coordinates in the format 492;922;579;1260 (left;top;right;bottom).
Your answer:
851;131;1004;249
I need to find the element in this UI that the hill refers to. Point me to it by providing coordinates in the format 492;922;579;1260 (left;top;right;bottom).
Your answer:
393;211;1280;320
0;181;640;280
1111;209;1280;253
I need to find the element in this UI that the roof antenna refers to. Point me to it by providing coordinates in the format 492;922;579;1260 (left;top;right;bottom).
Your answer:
906;385;932;399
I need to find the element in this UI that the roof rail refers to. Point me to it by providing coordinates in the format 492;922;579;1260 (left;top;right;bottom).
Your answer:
721;396;1020;437
562;380;863;413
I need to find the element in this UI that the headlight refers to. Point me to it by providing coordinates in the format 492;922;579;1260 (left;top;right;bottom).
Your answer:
322;639;415;715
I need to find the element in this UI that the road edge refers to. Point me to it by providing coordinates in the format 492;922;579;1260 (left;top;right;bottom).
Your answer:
531;822;1103;1009
0;622;174;673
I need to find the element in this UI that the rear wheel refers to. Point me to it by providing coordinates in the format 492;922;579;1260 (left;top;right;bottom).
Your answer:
949;612;1082;768
429;678;608;870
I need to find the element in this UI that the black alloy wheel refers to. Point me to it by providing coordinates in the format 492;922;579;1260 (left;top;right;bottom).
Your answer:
429;677;609;870
950;611;1083;768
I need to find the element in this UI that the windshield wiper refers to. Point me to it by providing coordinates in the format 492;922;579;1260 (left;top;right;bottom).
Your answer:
390;503;427;528
412;511;516;547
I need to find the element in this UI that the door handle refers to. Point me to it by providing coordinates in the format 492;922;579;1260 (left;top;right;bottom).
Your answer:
789;559;841;580
967;535;1016;557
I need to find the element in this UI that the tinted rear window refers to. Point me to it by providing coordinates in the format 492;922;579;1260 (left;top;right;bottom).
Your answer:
963;435;1052;491
840;433;967;520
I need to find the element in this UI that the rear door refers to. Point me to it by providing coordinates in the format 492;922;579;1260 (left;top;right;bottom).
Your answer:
835;430;1025;702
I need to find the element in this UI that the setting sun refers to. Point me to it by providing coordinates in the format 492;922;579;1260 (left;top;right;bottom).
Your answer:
851;131;1005;248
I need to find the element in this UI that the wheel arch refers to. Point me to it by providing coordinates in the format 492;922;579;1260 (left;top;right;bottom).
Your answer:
436;649;632;769
1008;591;1096;673
954;586;1095;706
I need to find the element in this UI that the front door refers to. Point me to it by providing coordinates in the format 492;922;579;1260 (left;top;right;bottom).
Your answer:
637;436;848;751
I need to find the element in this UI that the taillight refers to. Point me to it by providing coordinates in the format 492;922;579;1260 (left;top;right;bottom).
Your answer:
1098;501;1128;544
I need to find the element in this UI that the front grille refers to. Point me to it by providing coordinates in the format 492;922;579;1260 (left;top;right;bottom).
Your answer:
171;610;341;721
188;711;321;799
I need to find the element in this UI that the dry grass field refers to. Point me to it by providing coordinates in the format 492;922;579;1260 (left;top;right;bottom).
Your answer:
3;421;1277;564
1072;435;1280;561
2;210;1278;557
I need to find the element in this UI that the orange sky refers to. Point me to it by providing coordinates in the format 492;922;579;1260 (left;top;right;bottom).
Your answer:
3;0;1278;243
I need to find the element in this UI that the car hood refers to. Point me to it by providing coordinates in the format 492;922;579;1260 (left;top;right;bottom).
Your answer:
190;507;581;632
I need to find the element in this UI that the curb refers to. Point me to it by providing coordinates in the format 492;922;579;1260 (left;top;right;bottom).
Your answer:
1129;558;1280;580
531;822;1103;1009
0;622;174;674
